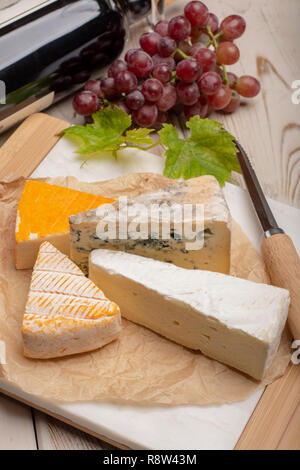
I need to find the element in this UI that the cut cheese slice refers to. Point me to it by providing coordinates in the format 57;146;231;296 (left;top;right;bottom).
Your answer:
70;175;231;275
15;180;114;269
89;250;290;380
22;242;121;359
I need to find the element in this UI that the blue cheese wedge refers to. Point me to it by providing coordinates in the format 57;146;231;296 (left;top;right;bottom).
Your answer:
69;176;231;275
89;250;290;380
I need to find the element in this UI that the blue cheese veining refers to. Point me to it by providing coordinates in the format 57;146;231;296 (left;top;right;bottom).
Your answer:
69;175;231;275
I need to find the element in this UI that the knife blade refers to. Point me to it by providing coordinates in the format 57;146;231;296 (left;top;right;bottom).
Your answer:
234;138;300;342
234;139;284;237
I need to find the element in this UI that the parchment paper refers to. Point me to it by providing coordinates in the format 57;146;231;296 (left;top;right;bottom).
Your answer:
0;173;291;405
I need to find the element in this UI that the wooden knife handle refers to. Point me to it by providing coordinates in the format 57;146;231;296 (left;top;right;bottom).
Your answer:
262;233;300;341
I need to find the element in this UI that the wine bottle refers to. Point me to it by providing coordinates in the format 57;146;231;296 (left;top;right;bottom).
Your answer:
0;0;158;133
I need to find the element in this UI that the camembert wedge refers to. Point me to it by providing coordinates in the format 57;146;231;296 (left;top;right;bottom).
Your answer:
15;180;114;269
70;176;231;275
89;250;290;380
22;242;121;359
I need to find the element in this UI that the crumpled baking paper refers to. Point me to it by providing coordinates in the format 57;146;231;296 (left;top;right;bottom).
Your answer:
0;173;291;405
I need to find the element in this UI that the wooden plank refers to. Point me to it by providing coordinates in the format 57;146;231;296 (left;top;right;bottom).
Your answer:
0;113;69;179
235;363;300;450
34;411;116;450
0;393;37;450
0;387;129;449
0;0;299;450
277;403;300;450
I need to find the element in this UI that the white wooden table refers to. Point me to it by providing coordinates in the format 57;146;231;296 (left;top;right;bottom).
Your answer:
0;0;299;450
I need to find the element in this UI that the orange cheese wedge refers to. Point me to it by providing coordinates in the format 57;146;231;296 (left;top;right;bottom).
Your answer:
15;180;114;269
22;242;121;359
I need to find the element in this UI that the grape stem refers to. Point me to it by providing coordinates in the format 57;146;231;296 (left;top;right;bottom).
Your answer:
204;25;229;85
173;48;190;60
125;139;162;151
221;64;229;86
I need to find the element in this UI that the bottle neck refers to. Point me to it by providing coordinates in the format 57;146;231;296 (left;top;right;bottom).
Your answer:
117;0;151;25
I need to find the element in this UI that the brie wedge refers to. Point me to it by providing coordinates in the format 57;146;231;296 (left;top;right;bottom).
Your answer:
89;250;289;380
22;242;121;359
70;175;231;275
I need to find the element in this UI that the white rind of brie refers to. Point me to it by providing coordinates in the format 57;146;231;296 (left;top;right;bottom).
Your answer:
89;250;290;380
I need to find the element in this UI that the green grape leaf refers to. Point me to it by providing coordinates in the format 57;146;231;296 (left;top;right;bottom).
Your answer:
62;107;132;155
159;117;240;185
124;127;155;146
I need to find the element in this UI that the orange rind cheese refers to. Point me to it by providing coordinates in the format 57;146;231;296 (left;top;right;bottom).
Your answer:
22;242;121;359
15;180;114;269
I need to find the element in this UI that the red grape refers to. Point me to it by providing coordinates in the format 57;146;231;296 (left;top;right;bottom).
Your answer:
156;111;168;124
220;15;246;40
222;90;241;113
116;102;130;114
184;102;201;119
140;32;161;56
235;75;261;97
199;94;209;117
192;47;216;72
125;49;138;63
101;77;121;100
177;81;200;106
176;58;202;83
73;91;98;115
126;90;145;110
157;84;177;111
227;72;238;88
153;63;172;83
207;13;219;34
216;41;240;65
142;78;163;102
198;71;222;95
127;50;153;78
157;37;177;57
208;84;232;109
189;41;205;56
168;16;191;41
184;95;208;119
184;101;201;120
190;27;209;44
184;1;209;28
133;102;158;127
108;59;127;78
154;20;169;37
73;3;258;122
190;27;201;43
152;54;176;70
84;80;103;97
114;70;137;94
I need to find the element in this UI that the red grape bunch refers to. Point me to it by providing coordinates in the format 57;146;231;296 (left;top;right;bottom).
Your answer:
72;1;261;127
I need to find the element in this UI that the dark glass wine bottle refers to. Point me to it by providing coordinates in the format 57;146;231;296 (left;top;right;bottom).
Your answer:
0;0;156;132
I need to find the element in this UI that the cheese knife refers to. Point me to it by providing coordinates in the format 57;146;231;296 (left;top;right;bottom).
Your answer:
234;139;300;342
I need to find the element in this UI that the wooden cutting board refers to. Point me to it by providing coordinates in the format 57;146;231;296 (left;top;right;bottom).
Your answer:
0;113;299;450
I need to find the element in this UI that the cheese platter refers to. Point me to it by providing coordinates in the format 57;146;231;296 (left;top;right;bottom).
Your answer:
0;113;299;449
0;0;299;451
